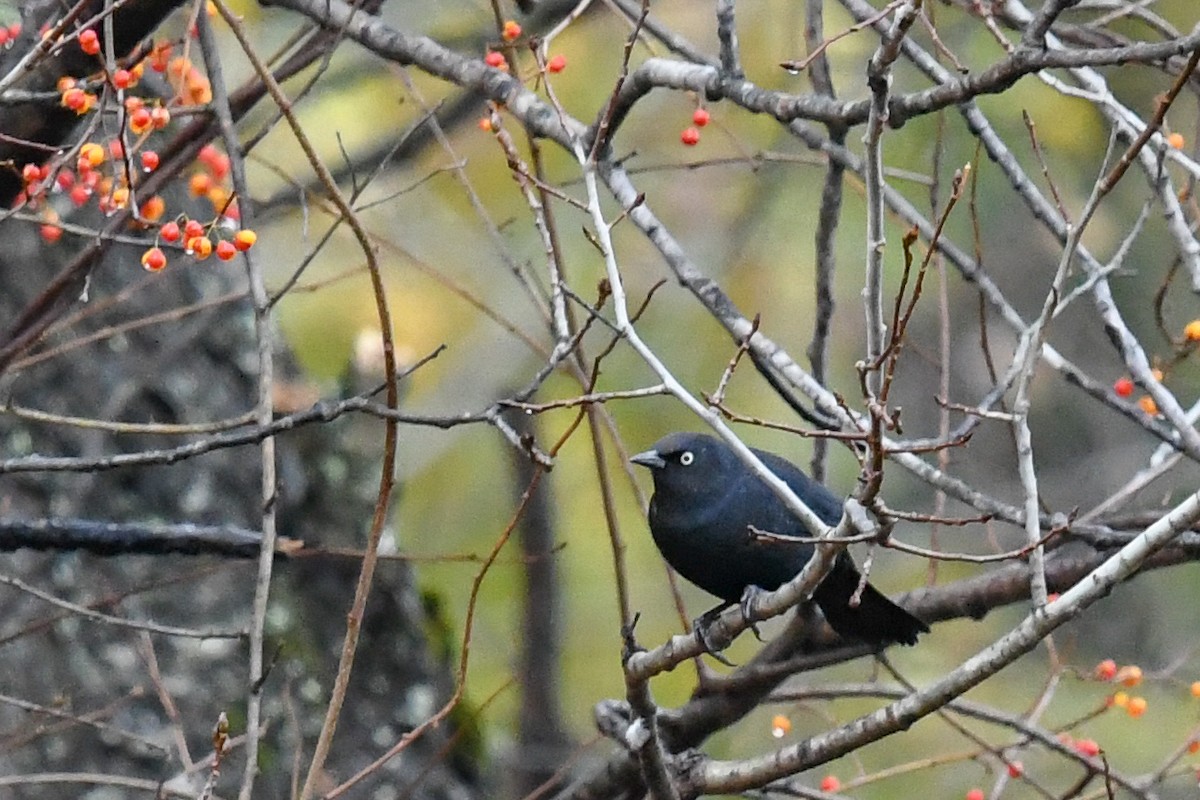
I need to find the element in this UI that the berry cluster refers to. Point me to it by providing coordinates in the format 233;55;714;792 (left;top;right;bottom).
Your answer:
476;20;565;131
13;8;258;274
1111;320;1200;416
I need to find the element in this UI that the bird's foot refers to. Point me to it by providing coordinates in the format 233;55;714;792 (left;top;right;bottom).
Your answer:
620;612;646;663
739;585;767;641
692;606;737;666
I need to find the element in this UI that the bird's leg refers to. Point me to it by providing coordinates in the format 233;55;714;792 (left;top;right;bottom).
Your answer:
739;584;767;641
692;601;737;666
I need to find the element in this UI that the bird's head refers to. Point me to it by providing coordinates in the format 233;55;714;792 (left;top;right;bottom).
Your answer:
630;432;732;498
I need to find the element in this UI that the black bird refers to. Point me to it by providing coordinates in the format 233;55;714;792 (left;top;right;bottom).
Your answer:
631;431;928;649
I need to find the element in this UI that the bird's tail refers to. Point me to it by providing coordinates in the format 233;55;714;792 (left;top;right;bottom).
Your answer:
813;555;929;646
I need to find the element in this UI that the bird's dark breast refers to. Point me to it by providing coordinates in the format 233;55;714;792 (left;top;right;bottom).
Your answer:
648;484;810;602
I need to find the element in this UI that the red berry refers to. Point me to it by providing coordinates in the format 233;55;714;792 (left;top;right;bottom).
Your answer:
160;221;181;243
546;54;567;73
484;51;506;69
1007;760;1024;778
140;151;160;172
680;127;700;146
215;239;237;261
501;20;521;42
1113;377;1134;398
112;69;133;89
692;108;711;127
79;29;100;56
1095;659;1117;680
1075;738;1101;757
184;219;205;239
40;223;62;243
818;775;840;793
130;107;153;134
141;247;167;272
965;791;984;800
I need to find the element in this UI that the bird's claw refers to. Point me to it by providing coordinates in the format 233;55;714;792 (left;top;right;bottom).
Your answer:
739;585;766;641
692;609;737;666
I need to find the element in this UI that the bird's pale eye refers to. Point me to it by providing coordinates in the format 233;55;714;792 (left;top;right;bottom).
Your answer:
679;451;694;466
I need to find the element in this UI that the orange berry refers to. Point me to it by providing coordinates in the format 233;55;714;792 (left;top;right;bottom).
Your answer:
109;186;129;210
484;50;506;69
207;187;230;214
1138;396;1159;416
1127;696;1147;717
160;220;181;243
1184;320;1200;342
124;95;144;113
680;127;700;146
79;142;105;167
692;108;711;127
1167;132;1185;150
139;195;165;222
189;172;212;197
233;229;257;251
818;775;840;793
1075;738;1101;757
1116;665;1143;688
190;236;214;260
770;714;791;738
1191;681;1200;698
186;71;212;104
141;246;167;272
1095;659;1118;680
478;116;493;132
1190;740;1200;754
1150;367;1164;381
501;20;521;42
546;54;566;73
79;29;100;56
1113;377;1133;398
215;239;237;261
56;76;76;92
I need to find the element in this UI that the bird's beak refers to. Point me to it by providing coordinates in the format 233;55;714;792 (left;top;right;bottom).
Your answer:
630;449;666;470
